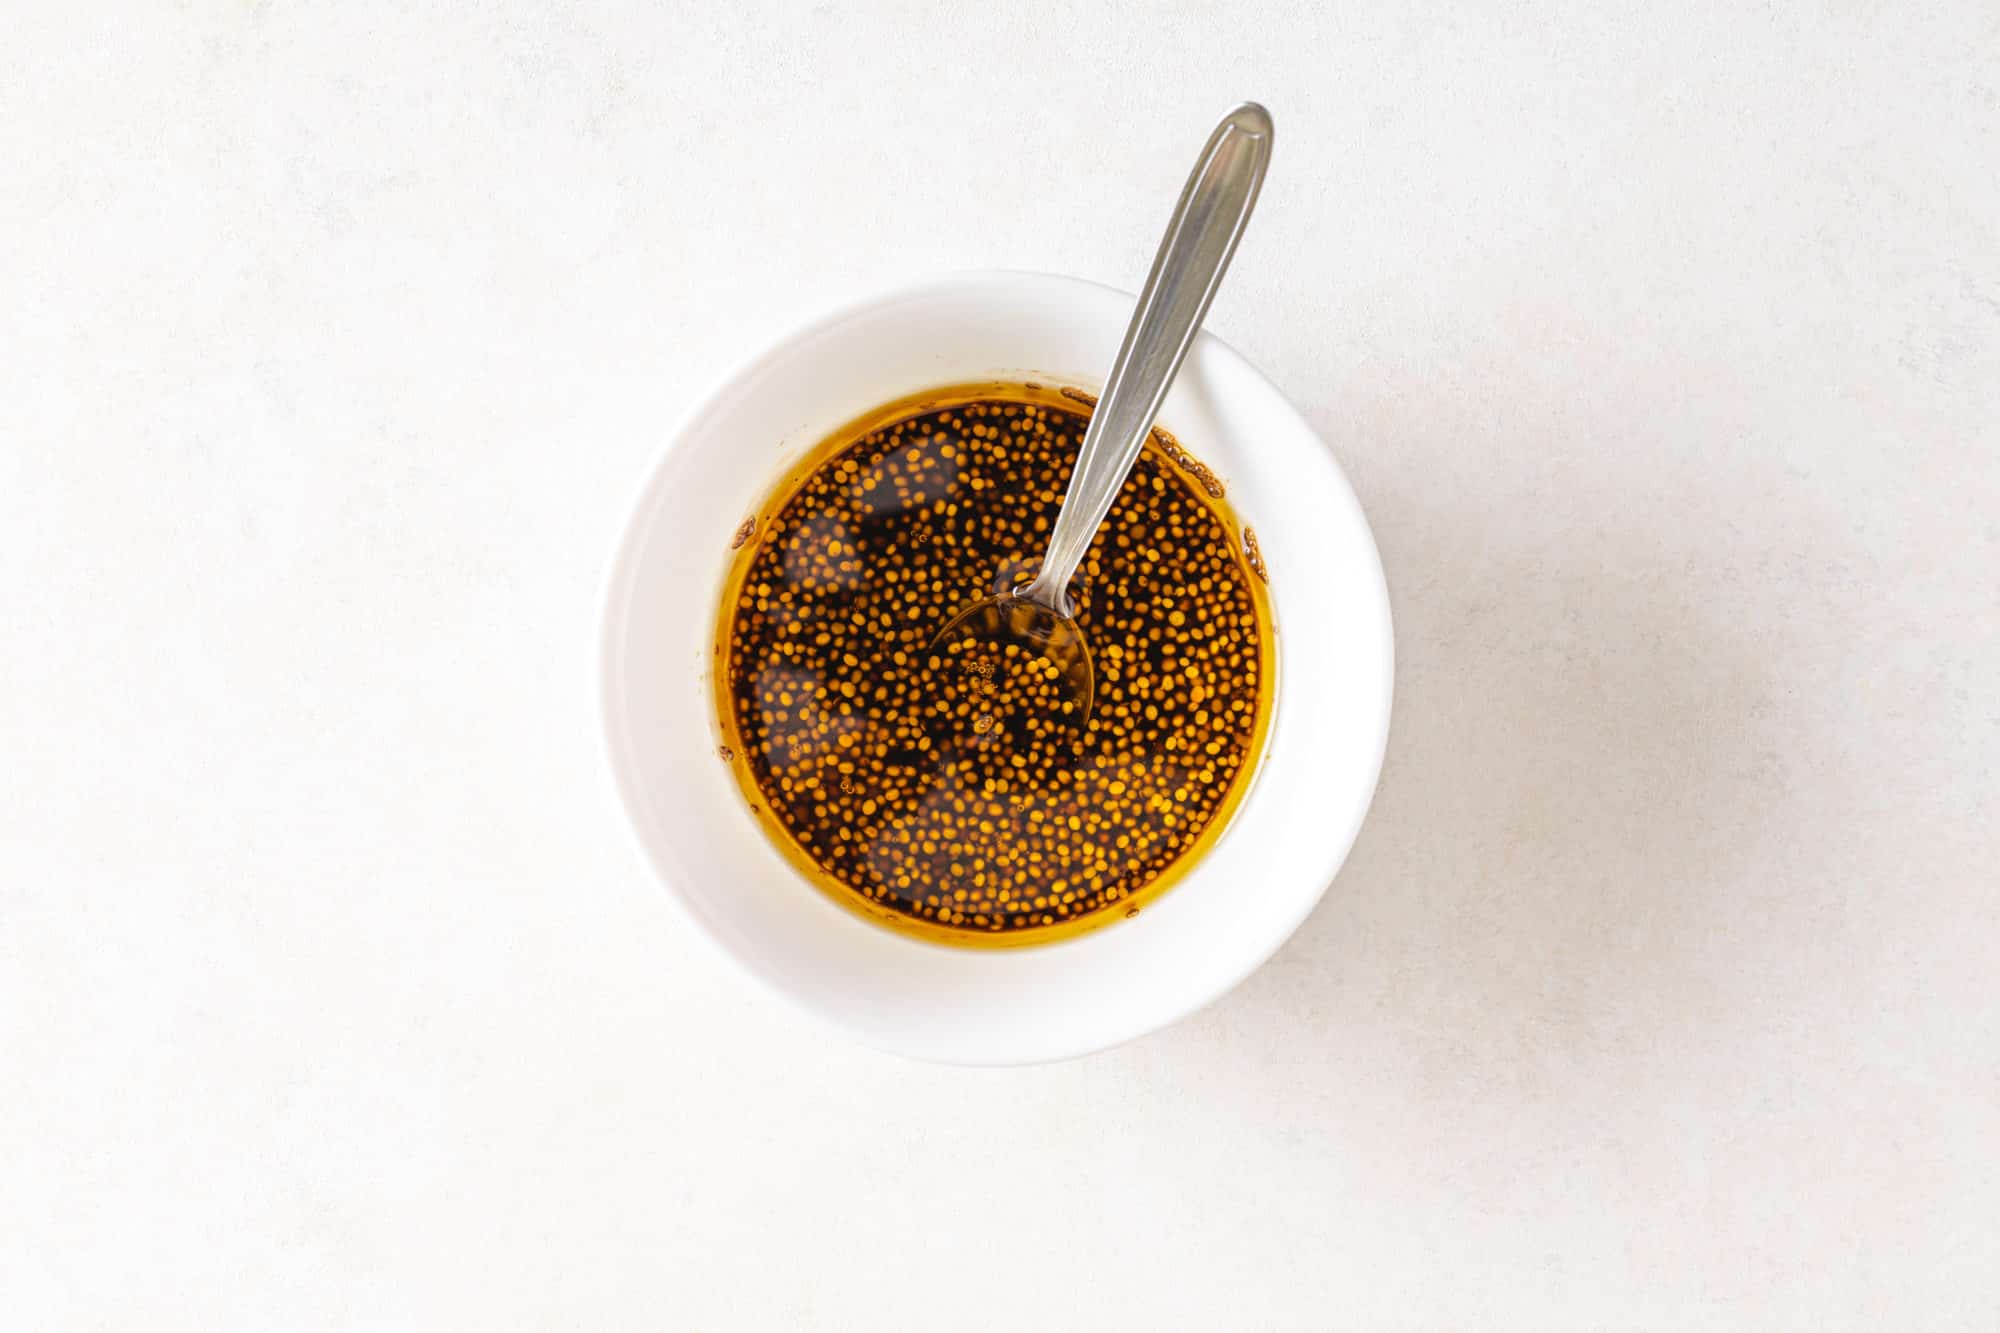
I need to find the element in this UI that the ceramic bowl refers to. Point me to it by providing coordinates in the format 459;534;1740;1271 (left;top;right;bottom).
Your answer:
599;270;1392;1065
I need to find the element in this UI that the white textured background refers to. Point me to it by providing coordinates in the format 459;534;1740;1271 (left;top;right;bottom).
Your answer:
6;2;1997;1328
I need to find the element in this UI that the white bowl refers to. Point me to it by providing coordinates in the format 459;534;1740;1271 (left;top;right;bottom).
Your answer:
599;271;1392;1065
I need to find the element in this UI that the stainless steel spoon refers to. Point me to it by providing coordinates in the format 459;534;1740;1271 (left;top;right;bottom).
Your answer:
929;102;1273;732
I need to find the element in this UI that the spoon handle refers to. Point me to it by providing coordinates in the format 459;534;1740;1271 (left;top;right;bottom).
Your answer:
1024;102;1273;615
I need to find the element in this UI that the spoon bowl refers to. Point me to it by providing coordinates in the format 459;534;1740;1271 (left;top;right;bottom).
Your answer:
926;592;1095;743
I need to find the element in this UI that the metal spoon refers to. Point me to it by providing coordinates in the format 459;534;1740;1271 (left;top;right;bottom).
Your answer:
928;102;1273;736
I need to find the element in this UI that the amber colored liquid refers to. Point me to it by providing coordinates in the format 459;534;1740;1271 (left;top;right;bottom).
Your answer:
711;382;1275;948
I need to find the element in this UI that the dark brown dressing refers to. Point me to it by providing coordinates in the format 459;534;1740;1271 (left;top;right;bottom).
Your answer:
713;383;1274;947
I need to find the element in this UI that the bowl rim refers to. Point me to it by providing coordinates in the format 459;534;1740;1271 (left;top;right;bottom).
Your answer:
597;268;1394;1064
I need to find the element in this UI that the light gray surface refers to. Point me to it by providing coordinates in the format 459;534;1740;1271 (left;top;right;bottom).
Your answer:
5;2;1996;1328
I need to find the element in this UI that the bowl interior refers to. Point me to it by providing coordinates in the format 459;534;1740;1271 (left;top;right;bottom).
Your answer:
600;271;1392;1064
